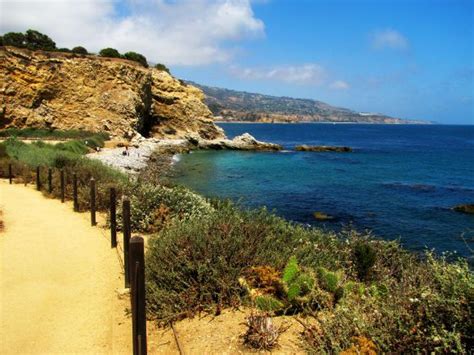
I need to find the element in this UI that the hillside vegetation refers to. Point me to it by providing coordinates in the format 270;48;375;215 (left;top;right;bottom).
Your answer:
0;132;471;353
190;82;427;124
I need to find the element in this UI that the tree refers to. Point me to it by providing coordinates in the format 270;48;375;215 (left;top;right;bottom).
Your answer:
25;29;56;51
123;51;148;67
0;36;3;46
154;63;170;74
57;48;71;53
72;46;88;55
99;47;121;58
2;32;26;47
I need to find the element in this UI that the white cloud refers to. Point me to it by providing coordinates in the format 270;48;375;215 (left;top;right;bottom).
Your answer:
0;0;264;66
330;80;350;90
372;29;408;50
231;64;327;85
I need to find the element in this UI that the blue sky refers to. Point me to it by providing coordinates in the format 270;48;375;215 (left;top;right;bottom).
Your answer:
1;0;472;123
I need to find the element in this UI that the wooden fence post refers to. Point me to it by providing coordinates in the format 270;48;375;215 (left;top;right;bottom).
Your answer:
123;197;131;288
36;166;41;191
110;187;117;248
73;173;79;212
90;177;96;226
130;236;147;355
60;170;65;203
8;163;12;184
48;168;53;194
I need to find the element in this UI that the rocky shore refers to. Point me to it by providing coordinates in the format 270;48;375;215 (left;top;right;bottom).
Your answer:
88;133;281;174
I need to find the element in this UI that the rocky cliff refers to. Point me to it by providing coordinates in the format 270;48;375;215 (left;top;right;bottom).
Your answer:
0;46;224;140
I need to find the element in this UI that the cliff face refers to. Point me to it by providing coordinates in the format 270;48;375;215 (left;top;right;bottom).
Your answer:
0;46;224;140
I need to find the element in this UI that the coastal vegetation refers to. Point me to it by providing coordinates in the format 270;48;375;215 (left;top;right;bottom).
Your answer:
0;29;165;69
0;132;472;353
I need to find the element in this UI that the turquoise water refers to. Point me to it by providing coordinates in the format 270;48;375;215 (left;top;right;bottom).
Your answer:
172;123;474;260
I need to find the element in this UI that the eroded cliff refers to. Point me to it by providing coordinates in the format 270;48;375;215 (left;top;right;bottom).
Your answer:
0;46;224;140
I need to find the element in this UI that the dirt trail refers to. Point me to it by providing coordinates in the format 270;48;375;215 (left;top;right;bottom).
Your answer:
0;180;305;354
0;180;131;354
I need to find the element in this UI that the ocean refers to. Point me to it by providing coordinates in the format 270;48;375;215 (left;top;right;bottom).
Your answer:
172;123;474;261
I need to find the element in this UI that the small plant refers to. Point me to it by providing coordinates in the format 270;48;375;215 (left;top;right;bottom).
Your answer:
254;295;285;312
317;267;340;293
354;242;377;281
242;312;288;350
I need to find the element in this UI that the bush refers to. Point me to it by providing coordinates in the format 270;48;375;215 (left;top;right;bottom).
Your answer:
154;63;170;74
57;48;71;52
120;183;212;233
25;29;56;51
72;46;88;55
99;47;121;58
354;242;377;280
2;32;26;47
145;203;311;324
123;51;148;67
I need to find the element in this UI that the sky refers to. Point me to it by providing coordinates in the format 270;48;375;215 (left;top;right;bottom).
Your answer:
1;0;473;124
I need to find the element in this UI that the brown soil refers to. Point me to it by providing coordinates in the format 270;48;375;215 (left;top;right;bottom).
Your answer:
0;180;132;354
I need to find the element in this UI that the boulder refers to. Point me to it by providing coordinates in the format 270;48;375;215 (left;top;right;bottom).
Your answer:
187;133;282;151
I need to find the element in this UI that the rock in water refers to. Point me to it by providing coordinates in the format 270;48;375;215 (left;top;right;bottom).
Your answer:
187;132;282;151
295;145;352;152
452;204;474;215
313;212;335;221
0;46;225;141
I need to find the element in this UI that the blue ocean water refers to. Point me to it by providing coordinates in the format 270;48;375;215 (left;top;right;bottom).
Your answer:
172;123;474;260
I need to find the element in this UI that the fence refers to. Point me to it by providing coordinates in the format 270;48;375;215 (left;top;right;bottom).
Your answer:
3;163;147;355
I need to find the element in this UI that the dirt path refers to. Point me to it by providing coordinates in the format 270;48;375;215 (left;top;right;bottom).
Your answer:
0;180;131;354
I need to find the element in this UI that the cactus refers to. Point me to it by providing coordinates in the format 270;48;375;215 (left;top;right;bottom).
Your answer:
282;256;299;284
317;267;340;293
255;295;285;312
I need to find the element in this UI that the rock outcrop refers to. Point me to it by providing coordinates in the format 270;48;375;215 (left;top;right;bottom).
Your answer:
295;145;352;152
0;46;224;140
187;133;282;151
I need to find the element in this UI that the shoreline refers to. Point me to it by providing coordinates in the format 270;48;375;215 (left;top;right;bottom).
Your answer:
214;120;432;125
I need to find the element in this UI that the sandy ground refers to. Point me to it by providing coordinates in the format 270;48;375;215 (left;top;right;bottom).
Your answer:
0;180;132;354
0;180;305;354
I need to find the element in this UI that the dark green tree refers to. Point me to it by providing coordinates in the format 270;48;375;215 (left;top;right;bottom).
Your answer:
99;47;121;58
72;46;88;55
2;32;26;47
154;63;170;74
25;29;56;50
0;36;3;46
57;48;71;52
123;51;148;67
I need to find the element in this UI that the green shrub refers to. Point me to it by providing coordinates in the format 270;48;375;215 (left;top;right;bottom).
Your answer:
2;32;26;47
119;183;213;233
72;46;88;54
317;267;340;293
354;242;377;281
25;29;56;51
282;256;299;284
123;51;148;67
145;203;309;324
154;63;170;74
99;47;121;58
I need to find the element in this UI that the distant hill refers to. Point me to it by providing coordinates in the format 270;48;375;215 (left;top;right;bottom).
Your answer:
188;82;427;124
